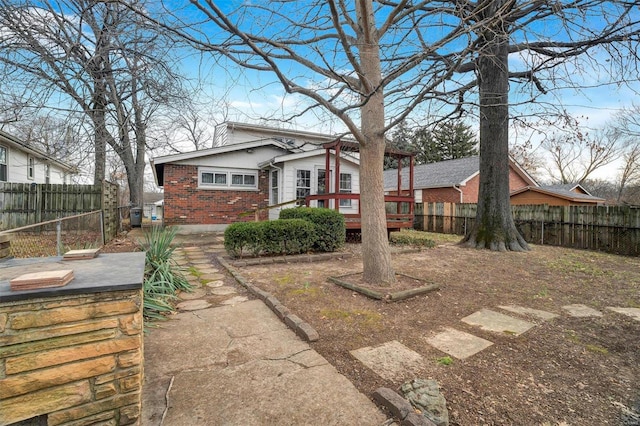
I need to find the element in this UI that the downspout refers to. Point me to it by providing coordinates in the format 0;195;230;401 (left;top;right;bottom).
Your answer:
453;185;463;203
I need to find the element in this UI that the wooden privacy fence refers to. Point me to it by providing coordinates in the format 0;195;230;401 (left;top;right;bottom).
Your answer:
415;202;640;256
0;181;119;241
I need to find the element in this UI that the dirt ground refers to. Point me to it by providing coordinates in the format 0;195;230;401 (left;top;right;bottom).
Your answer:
106;231;640;425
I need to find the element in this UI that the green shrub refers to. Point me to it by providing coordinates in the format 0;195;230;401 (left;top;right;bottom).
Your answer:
390;230;436;248
261;219;316;255
138;226;192;321
224;221;264;257
279;207;345;252
224;219;316;257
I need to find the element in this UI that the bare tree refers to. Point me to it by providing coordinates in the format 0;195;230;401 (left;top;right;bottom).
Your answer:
130;0;640;276
611;104;640;202
541;121;623;185
8;114;93;177
453;0;640;250
0;0;185;206
145;1;495;284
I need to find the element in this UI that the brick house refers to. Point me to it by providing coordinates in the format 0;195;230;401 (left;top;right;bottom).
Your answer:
151;122;360;232
384;156;536;203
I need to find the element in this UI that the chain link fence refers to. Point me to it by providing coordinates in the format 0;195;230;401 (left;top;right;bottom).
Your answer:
0;211;105;258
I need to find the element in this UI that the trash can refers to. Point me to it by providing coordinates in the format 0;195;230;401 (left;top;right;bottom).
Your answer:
130;207;142;228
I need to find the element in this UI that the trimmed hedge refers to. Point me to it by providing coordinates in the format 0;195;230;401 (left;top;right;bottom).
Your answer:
224;219;316;258
279;207;346;252
390;230;436;248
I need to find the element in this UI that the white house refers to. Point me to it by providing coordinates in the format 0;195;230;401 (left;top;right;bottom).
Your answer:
151;122;361;231
0;130;76;184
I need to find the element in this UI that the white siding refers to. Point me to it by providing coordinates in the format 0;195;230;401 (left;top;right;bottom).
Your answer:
1;145;68;184
173;145;286;169
225;126;330;151
280;154;360;214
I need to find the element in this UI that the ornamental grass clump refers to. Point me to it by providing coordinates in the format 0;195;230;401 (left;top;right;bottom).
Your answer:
139;226;192;321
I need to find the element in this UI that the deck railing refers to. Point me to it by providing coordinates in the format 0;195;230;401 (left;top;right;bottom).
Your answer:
305;192;414;230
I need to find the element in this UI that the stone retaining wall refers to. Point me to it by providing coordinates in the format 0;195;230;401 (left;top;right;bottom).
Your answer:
0;289;144;426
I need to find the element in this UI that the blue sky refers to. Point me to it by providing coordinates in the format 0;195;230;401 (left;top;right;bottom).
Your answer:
174;0;639;183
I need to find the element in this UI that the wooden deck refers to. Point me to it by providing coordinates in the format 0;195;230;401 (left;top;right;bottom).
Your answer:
304;193;414;235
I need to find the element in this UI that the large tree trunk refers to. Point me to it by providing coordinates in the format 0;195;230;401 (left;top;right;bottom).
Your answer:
357;0;395;284
463;1;528;252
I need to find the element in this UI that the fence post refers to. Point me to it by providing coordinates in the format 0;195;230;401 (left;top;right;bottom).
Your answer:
100;210;106;246
56;218;62;256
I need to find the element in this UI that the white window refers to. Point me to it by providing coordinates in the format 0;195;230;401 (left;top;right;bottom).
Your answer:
0;146;6;182
198;168;258;190
45;164;50;184
339;173;352;207
296;169;311;199
27;156;34;180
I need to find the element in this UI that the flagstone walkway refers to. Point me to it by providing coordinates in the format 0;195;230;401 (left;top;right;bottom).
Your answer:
349;301;640;382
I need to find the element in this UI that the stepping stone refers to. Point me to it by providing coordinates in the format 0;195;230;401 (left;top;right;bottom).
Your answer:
197;267;220;274
176;299;211;311
221;296;249;306
202;273;226;282
498;305;559;321
206;280;225;288
210;286;237;296
461;309;535;336
189;259;211;265
182;246;201;252
426;328;493;359
178;287;207;300
350;340;424;381
607;307;640;321
562;304;603;318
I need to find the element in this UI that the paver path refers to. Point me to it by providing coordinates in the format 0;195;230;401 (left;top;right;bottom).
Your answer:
141;245;385;425
351;302;638;378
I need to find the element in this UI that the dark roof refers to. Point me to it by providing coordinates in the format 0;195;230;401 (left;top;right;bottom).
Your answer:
510;185;605;203
540;183;591;196
384;156;480;190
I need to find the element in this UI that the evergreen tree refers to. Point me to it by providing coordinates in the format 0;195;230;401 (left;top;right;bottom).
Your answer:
413;121;478;164
385;120;414;169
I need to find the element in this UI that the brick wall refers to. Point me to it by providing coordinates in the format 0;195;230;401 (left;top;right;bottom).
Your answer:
421;165;532;204
163;164;269;226
421;187;463;203
0;289;143;426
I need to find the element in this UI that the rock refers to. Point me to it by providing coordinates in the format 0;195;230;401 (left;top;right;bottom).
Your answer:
176;300;211;311
372;387;413;420
401;379;449;426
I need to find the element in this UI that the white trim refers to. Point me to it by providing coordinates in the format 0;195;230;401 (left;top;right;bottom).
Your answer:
27;155;34;180
0;145;7;182
198;167;259;191
258;149;360;168
153;139;292;166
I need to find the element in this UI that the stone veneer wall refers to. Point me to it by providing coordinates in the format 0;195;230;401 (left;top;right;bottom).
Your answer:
0;289;143;426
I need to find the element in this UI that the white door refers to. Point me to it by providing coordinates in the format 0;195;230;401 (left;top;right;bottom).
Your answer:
269;169;280;220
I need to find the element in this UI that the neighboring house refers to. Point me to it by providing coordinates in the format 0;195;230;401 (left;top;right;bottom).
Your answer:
384;156;536;203
151;122;360;231
0;130;76;184
142;192;164;219
510;183;605;206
